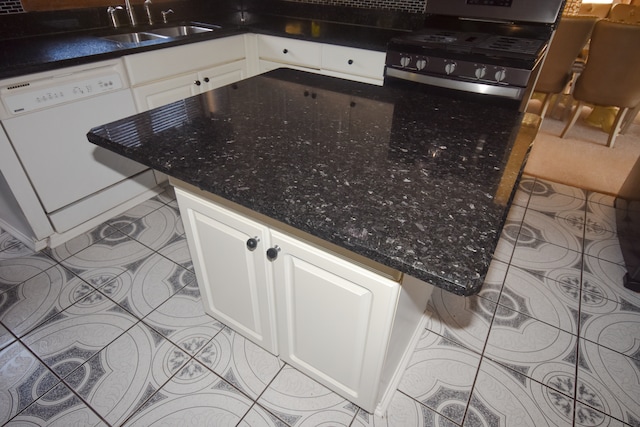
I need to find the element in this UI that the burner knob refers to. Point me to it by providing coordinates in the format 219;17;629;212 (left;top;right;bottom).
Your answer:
444;62;457;75
400;56;411;67
495;68;507;82
474;66;487;79
416;59;427;70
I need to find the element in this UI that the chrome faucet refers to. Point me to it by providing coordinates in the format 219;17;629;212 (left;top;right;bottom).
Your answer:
124;0;137;26
161;8;174;24
144;0;153;25
107;5;123;28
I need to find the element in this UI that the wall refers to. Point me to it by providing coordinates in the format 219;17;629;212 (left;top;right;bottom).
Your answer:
0;0;425;15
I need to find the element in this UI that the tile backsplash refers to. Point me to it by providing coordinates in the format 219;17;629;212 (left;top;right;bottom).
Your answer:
283;0;425;13
0;0;24;14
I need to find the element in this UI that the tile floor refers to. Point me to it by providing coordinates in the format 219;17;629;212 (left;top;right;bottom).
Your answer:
0;175;638;427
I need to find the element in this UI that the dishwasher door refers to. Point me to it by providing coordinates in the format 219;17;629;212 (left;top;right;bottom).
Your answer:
2;89;145;214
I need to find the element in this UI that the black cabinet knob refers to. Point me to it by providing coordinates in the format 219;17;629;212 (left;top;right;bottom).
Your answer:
204;77;210;83
194;80;201;86
266;246;280;261
348;59;354;65
283;48;289;54
246;237;259;251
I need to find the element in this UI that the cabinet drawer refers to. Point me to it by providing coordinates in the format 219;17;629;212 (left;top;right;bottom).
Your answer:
125;35;247;86
321;45;386;80
258;35;322;69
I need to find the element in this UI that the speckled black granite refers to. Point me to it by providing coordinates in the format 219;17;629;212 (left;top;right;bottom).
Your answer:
0;7;415;80
88;69;533;295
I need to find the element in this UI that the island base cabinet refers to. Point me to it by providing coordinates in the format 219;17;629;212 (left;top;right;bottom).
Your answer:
175;188;278;355
270;230;433;415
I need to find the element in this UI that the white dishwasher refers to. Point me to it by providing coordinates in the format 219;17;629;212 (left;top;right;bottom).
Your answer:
0;59;161;249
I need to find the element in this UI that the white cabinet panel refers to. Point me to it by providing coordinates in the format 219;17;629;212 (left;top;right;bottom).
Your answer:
125;35;247;86
270;229;401;410
175;188;278;354
258;34;322;69
321;44;386;81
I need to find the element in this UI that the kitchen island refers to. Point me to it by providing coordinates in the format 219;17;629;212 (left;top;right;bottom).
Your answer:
87;68;538;414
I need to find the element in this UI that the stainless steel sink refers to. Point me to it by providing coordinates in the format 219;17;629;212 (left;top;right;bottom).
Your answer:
148;24;219;38
101;31;169;44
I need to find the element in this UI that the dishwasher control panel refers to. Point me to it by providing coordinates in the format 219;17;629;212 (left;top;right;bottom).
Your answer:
2;72;124;115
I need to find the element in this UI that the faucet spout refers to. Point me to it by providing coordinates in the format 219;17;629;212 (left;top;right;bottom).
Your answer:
144;0;153;25
124;0;137;26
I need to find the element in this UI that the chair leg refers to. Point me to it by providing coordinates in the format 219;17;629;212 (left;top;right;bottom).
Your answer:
621;104;640;134
539;93;551;118
561;101;583;139
606;107;629;148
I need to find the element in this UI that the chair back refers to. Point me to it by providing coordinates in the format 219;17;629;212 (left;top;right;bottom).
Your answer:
609;3;640;24
573;19;640;109
535;16;598;94
579;2;612;17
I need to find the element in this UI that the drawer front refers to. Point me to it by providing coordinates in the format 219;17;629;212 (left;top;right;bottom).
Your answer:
125;35;247;86
258;35;321;69
321;45;386;80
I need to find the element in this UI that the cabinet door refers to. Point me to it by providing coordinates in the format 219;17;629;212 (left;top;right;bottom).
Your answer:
321;44;386;85
199;60;249;92
258;35;322;69
269;230;400;411
175;189;278;354
132;73;200;111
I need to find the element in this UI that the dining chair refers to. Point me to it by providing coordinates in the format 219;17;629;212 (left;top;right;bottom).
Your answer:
561;19;640;148
533;15;598;118
579;2;612;17
609;3;640;23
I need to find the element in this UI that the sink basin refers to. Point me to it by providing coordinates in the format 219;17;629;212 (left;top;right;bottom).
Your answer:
101;31;169;44
148;24;219;38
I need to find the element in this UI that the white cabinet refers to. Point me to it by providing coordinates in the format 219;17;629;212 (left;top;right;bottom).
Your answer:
256;34;385;85
175;187;278;354
172;182;433;415
125;35;249;111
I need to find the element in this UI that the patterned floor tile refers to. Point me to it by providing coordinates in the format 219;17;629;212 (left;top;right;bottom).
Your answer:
238;403;290;427
398;329;481;424
579;293;640;360
587;192;616;208
484;305;578;398
67;321;189;426
577;339;640;426
364;391;458;427
0;341;61;424
121;204;185;252
154;185;177;207
44;223;120;262
257;365;359;426
59;231;155;283
196;327;283;400
21;292;138;378
0;235;34;261
582;254;637;307
104;197;167;232
0;253;58;293
475;259;508;303
586;199;618;236
465;357;574;427
122;359;254;427
94;251;195;320
519;207;584;253
525;178;587;209
6;382;105;427
425;288;496;355
156;234;194;271
491;205;525;264
0;322;15;351
500;265;580;334
510;236;583;278
0;264;94;338
143;284;225;356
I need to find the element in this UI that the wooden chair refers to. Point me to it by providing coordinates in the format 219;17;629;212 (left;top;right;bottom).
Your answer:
609;3;640;23
579;2;612;17
534;16;598;118
561;19;640;147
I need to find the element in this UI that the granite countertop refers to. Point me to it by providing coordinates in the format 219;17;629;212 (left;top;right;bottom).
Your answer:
88;68;536;295
0;13;410;80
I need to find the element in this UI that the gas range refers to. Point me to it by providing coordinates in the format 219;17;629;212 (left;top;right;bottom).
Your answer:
384;0;565;109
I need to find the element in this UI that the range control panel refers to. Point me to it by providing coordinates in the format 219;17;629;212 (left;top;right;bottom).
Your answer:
2;72;124;115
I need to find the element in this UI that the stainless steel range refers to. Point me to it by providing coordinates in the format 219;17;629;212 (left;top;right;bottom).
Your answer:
385;0;566;109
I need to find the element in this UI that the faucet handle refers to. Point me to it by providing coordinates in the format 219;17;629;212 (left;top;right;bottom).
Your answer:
144;0;153;25
107;5;123;28
161;8;174;24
